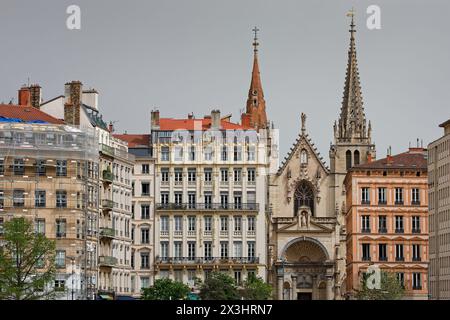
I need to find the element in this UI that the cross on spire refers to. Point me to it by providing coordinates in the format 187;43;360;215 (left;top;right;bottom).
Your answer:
347;8;356;38
252;26;260;53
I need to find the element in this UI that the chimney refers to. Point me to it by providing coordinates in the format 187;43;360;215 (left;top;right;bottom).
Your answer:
18;86;31;106
108;121;114;133
188;113;194;120
367;153;372;163
386;146;393;164
29;84;42;109
151;110;160;130
211;109;221;129
64;81;83;125
82;89;99;110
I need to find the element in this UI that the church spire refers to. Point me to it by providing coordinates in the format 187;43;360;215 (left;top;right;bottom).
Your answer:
242;26;268;130
336;9;368;142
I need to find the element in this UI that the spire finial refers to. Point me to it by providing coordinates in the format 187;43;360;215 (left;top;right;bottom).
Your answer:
252;26;260;53
347;8;356;38
301;113;307;134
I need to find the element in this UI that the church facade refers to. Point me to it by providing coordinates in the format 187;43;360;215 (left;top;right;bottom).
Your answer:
267;14;376;300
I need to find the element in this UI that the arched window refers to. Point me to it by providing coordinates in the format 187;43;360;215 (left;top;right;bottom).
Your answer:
346;150;352;170
300;149;308;165
294;180;315;216
354;150;360;166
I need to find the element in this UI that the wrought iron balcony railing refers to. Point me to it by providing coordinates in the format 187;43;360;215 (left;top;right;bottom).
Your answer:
156;203;259;211
98;256;118;267
155;256;259;264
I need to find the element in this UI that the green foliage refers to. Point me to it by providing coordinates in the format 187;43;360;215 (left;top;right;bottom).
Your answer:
355;270;405;300
240;274;272;300
0;217;56;300
199;272;240;300
141;278;190;300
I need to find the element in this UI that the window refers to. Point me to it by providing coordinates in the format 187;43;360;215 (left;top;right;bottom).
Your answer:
248;216;256;232
220;216;228;231
189;146;195;161
140;277;150;289
35;219;45;235
141;183;150;196
221;146;228;161
361;188;370;204
220;242;229;258
204;193;212;209
141;205;150;219
0;190;3;209
204;168;212;182
395;188;403;204
55;280;65;291
188;242;196;260
412;273;422;290
361;215;370;233
160;216;169;233
56;250;66;268
141;164;150;174
204;216;212;232
395;244;404;261
174;146;183;161
35;190;46;208
188;216;196;232
56;190;67;208
378;187;386;204
247;168;256;182
220;168;228;182
378;216;387;233
36;160;46;176
396;273;405;288
294;181;315;216
412;216;421;233
174;216;183;232
13;159;25;175
234;169;242;182
174;192;182;206
174;168;183;182
234;270;242;285
247;145;255;161
56;219;66;238
233;241;242;257
234;216;242;232
234;192;242;209
141;228;149;244
13;189;25;207
0;159;4;175
248;241;255;258
378;243;387;261
174;242;182;258
161;147;170;161
395;216;404;233
220;193;229;209
204;146;213;161
188;193;196;209
56;160;67;177
160;192;169;205
160;242;169;259
233;146;242;161
188;168;196;182
0;218;4;236
140;252;150;269
412;188;420;205
300;149;308;164
362;244;371;261
354;150;360;166
204;242;212;259
412;244;421;261
161;168;169;182
346;150;352;170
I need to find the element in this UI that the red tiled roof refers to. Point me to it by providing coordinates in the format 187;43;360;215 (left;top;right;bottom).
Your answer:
0;104;65;124
158;118;251;131
114;134;150;148
352;148;427;170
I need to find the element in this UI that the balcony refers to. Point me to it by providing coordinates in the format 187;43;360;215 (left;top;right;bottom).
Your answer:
378;200;387;205
98;256;118;267
395;257;405;262
379;256;388;261
361;200;371;205
155;256;260;265
395;200;404;206
99;227;115;239
361;228;371;234
412;257;422;262
102;170;114;183
156;203;259;211
411;201;421;206
102;199;114;210
395;228;404;234
412;229;421;234
362;256;371;262
100;144;114;157
378;228;387;234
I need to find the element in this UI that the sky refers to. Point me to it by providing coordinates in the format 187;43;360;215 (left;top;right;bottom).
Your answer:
0;0;449;161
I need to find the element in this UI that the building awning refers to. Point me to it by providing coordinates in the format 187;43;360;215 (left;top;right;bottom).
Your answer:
98;294;114;300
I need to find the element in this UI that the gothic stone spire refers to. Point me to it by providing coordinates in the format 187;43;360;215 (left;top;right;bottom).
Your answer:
336;10;368;142
243;27;268;130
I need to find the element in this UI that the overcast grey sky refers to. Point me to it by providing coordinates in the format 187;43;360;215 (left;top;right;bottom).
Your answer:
0;0;449;160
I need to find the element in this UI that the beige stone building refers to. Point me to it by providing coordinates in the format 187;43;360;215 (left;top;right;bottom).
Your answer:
429;119;450;299
0;101;99;300
267;14;375;300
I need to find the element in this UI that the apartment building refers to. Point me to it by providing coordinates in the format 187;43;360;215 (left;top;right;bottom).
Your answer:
114;133;154;297
151;109;270;287
0;100;99;300
428;119;450;299
41;81;134;298
344;147;429;299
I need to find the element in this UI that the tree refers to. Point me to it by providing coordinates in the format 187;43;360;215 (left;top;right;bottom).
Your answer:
141;278;190;300
355;271;405;300
0;217;56;300
240;274;272;300
199;272;240;300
